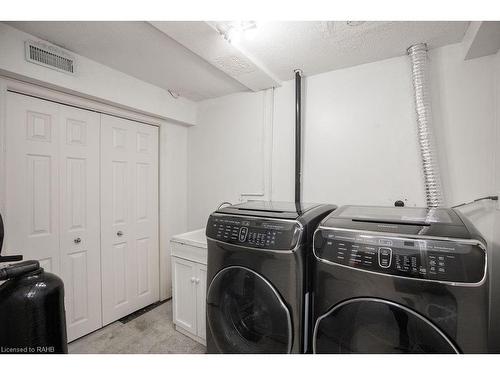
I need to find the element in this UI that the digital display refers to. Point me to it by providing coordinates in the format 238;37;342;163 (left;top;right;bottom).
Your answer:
206;215;301;251
314;229;485;284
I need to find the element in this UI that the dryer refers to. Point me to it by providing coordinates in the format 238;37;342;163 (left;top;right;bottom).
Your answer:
205;201;336;353
312;205;491;353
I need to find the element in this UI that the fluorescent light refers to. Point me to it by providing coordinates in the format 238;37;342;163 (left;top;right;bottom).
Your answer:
217;21;258;44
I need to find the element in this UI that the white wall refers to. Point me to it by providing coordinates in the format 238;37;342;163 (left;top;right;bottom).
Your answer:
272;54;425;206
160;122;188;297
188;43;497;229
495;50;500;194
188;90;272;229
0;23;196;125
430;44;496;205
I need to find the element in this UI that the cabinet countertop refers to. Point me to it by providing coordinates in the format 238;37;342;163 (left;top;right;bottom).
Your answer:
171;228;207;249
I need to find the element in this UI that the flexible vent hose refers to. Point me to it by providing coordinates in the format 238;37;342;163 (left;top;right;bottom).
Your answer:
407;43;444;207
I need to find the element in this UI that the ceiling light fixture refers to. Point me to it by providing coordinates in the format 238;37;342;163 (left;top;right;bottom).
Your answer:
217;21;258;44
346;21;366;27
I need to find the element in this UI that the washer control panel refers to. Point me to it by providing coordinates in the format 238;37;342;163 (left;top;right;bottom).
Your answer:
206;215;302;251
314;228;486;284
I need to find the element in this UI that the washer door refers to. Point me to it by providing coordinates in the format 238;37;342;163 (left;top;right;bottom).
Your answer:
313;298;459;354
207;266;292;353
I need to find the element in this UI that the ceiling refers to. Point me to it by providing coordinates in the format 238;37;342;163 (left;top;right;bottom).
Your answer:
6;21;469;101
5;21;247;101
228;21;469;80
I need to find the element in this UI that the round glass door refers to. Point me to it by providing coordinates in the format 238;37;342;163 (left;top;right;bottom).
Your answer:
207;266;292;353
314;298;459;354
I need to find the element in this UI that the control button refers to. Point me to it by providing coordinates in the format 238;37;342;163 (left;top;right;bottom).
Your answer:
238;227;248;242
378;247;392;268
379;239;393;246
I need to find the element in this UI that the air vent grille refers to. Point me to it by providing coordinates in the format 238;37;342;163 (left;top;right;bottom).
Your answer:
25;41;75;74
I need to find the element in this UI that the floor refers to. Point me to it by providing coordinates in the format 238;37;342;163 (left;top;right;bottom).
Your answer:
69;300;206;354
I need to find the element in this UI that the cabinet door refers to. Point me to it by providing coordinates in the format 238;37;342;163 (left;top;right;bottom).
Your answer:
59;105;102;342
172;257;197;335
196;263;207;340
100;115;159;325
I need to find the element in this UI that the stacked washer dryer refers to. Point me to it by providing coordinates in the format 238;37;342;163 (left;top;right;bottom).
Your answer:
312;205;493;353
205;201;336;353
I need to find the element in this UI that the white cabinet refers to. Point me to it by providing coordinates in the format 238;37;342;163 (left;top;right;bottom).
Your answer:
172;258;206;337
196;265;207;341
171;229;207;345
172;256;197;334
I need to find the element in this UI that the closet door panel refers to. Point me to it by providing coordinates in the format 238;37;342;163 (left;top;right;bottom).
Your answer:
101;115;159;324
101;115;136;324
134;124;159;307
59;105;102;341
4;93;61;274
4;93;102;342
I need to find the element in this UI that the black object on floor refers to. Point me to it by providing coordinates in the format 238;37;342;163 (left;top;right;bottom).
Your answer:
119;299;169;324
0;212;68;354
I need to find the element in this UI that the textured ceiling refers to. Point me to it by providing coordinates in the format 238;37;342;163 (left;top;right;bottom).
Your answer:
5;21;469;101
232;21;470;80
149;21;280;92
5;21;247;101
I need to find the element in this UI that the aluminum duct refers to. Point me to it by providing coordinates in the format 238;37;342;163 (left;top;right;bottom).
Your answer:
407;43;444;207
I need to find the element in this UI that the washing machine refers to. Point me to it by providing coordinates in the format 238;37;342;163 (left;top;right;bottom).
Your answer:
312;205;491;353
205;201;336;353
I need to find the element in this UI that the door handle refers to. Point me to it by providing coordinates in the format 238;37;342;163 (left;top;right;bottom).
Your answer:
117;231;123;237
190;277;196;283
195;278;200;284
74;237;82;244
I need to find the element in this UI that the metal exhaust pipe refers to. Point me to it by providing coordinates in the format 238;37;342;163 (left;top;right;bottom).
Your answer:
294;69;303;210
407;43;444;207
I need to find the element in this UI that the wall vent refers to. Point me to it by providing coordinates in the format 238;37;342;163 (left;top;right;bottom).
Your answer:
25;40;76;75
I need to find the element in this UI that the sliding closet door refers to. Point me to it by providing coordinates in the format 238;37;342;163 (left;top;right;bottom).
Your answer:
59;105;102;341
4;93;61;274
4;92;102;341
100;114;159;324
134;122;159;310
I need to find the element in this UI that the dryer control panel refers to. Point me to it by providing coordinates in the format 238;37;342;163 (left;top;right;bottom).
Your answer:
314;228;486;284
206;214;302;251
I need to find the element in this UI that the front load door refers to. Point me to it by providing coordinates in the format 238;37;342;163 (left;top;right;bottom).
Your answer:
206;266;292;353
313;298;459;353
